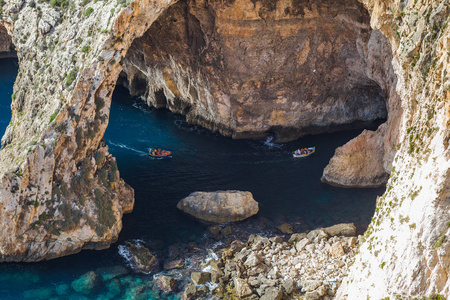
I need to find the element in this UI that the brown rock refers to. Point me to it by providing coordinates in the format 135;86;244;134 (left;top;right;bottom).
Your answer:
260;287;283;300
322;223;356;237
156;275;176;292
330;242;345;257
230;240;246;253
277;223;293;234
322;127;389;188
289;233;308;244
182;285;197;300
191;272;211;285
234;278;253;298
177;191;259;223
125;243;159;273
163;259;185;270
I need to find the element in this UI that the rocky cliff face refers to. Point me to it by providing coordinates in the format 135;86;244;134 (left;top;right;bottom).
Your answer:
123;0;389;142
337;0;450;298
0;0;176;261
322;28;402;188
1;0;449;297
0;23;13;53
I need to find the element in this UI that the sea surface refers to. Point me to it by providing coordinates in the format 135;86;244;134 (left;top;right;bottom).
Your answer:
0;58;385;299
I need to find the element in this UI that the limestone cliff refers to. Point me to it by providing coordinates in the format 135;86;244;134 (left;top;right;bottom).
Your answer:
0;0;449;298
123;0;389;142
322;28;402;188
0;23;13;53
337;0;450;298
0;0;176;261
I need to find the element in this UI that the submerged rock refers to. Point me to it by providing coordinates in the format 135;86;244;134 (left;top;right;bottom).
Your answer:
177;190;259;223
125;243;159;273
71;271;98;294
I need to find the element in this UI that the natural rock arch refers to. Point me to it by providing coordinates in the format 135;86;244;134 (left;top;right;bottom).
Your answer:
0;0;449;298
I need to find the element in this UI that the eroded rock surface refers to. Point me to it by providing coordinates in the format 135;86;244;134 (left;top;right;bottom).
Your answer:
337;0;450;298
0;23;13;54
322;125;389;188
124;0;388;142
0;0;176;261
177;190;259;223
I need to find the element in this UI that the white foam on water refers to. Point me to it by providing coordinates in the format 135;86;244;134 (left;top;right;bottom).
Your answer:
108;141;148;156
117;244;134;268
263;136;283;149
117;240;153;275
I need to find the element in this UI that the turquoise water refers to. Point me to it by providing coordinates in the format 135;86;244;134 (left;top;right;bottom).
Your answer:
0;58;385;299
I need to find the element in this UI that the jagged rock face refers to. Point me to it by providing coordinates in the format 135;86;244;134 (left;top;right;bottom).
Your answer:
124;0;388;142
0;0;177;261
323;29;402;188
322;124;389;188
337;0;450;298
0;24;13;53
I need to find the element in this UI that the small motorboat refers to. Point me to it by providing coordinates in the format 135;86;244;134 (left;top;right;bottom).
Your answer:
149;148;172;158
293;147;315;158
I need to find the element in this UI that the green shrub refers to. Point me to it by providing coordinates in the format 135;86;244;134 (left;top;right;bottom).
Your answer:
85;7;94;17
94;151;105;165
81;45;91;53
434;234;447;248
49;109;59;124
65;68;78;86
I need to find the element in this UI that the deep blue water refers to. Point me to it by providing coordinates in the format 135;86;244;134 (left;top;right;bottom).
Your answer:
0;58;385;299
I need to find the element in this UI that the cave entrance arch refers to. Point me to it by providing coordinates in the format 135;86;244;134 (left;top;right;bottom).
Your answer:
104;0;398;243
121;0;391;144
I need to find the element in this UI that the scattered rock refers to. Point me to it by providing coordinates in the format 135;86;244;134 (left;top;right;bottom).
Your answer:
156;275;176;292
182;285;197;300
210;270;220;283
261;287;283;300
348;236;357;247
191;272;211;285
282;278;295;294
230;240;246;252
277;223;293;234
322;223;356;237
301;280;321;293
163;259;185;270
197;285;209;297
307;229;328;242
295;238;311;252
330;242;345;257
244;252;263;267
289;233;307;244
177;190;259;223
234;278;254;298
125;243;159;273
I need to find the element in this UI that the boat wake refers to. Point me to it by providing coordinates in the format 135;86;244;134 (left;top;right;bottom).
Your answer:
107;141;148;156
263;136;283;149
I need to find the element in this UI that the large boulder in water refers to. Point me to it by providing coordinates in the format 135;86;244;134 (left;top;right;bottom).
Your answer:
177;191;259;223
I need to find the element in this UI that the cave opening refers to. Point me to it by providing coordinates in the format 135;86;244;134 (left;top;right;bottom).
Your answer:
122;0;391;143
104;0;396;244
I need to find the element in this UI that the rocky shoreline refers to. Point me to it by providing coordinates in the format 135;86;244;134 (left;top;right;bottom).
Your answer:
114;222;360;300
